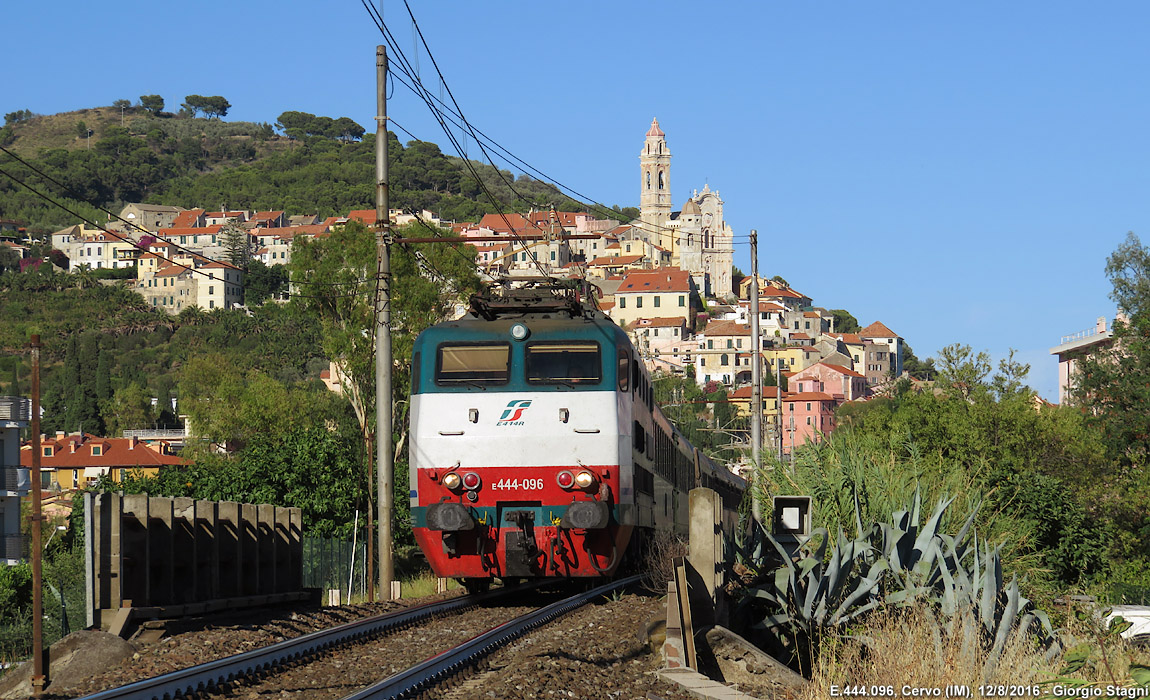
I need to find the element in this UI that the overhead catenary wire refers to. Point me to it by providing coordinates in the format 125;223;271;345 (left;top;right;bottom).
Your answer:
360;2;556;281
384;1;730;253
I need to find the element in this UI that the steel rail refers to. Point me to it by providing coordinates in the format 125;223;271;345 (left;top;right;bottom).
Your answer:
341;575;643;700
75;586;529;700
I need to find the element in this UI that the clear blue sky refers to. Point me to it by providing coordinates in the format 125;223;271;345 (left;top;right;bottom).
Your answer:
7;1;1149;400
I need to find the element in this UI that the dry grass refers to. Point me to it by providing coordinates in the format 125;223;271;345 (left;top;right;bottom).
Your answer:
797;605;1057;698
643;529;688;593
795;603;1150;698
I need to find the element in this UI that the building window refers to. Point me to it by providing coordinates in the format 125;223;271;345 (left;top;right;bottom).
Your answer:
619;298;626;308
806;403;812;411
636;297;643;308
654;297;660;308
92;445;102;456
209;286;214;295
707;340;713;349
42;446;53;457
678;295;685;307
720;354;728;366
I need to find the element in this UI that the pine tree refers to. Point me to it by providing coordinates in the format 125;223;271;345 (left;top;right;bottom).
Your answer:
222;221;251;270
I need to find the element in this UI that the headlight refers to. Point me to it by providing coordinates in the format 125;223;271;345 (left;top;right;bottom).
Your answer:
442;472;462;490
511;323;529;341
574;470;596;489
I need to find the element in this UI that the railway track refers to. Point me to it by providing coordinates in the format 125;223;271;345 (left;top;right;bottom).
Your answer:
76;575;642;700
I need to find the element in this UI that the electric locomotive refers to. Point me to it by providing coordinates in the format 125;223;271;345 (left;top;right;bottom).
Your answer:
409;282;745;589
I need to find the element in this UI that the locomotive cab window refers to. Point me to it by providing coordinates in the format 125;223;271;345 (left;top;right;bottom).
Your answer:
525;342;601;384
436;343;510;385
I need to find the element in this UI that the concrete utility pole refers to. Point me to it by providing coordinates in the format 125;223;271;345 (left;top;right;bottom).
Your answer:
749;231;762;522
777;354;784;464
375;45;395;601
31;334;45;696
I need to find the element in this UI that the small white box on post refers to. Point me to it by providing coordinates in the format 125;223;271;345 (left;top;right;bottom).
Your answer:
772;495;812;559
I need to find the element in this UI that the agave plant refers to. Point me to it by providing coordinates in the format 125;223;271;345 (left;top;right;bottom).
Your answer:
732;488;1058;677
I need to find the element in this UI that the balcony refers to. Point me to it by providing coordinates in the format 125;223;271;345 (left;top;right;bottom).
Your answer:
0;534;26;562
1;466;30;495
0;396;30;423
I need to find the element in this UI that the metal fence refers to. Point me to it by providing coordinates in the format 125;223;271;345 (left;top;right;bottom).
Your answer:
302;537;370;602
0;554;84;668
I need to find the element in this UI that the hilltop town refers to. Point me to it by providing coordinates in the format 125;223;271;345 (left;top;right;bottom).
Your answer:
5;119;910;457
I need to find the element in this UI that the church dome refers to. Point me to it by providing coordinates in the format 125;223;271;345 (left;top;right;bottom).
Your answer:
646;118;665;137
681;198;701;216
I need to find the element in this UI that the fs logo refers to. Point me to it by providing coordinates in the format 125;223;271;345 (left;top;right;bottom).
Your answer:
497;399;532;426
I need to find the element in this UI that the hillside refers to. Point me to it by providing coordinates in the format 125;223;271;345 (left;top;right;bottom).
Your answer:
0;106;632;235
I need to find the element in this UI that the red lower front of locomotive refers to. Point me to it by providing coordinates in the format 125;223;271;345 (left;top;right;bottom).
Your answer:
413;464;630;580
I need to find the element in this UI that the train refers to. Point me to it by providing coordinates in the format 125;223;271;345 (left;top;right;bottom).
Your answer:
408;281;746;590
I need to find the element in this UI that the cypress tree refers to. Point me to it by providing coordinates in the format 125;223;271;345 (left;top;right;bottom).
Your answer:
95;350;112;402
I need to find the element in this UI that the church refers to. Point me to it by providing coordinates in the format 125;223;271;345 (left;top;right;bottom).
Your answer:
636;118;735;299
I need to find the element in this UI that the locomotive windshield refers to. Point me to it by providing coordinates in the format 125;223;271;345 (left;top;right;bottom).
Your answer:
525;342;601;384
436;343;510;384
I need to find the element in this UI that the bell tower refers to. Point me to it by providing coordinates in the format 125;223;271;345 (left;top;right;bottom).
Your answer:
639;118;672;244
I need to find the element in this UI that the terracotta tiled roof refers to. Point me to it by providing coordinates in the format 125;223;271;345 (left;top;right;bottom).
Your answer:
762;285;804;299
255;225;328;238
347;209;378;225
860;321;899;338
824;363;865;378
154;265;189;278
157;225;222;237
617;267;691;293
629;317;686;329
22;434;185;469
703;320;752;336
588;254;644;267
742;300;786;312
729;385;782;400
171;209;205;228
476;211;582;234
783;392;835;402
201;260;242;270
790;332;811;340
804;311;822;318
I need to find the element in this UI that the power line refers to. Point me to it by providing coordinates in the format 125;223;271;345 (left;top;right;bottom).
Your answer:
0;165;374;302
0;144;373;290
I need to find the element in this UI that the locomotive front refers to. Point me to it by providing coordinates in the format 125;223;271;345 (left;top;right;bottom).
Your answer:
409;297;634;587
